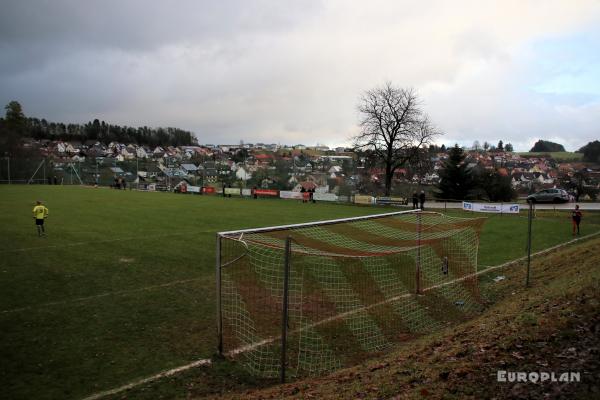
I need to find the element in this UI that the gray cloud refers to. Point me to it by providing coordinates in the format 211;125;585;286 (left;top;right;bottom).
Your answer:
1;0;599;150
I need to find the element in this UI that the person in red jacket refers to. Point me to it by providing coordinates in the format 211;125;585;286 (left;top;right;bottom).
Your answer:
571;205;582;235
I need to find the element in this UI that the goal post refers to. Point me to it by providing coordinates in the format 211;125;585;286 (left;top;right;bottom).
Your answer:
216;209;485;378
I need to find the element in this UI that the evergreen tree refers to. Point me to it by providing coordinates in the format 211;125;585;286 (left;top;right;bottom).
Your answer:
530;140;565;152
505;143;514;152
1;101;29;155
578;140;600;163
435;144;476;200
497;140;504;151
475;169;516;201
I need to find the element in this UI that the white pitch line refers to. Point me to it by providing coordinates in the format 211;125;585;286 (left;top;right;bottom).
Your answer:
0;230;206;254
75;230;599;400
81;359;213;400
0;278;205;314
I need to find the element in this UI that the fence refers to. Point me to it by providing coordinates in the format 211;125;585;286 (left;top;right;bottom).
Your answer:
0;157;160;186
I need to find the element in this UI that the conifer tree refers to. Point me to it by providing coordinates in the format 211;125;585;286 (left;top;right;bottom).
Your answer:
435;144;476;200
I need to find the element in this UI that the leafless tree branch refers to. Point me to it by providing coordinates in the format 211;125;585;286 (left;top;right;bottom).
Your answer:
353;82;441;195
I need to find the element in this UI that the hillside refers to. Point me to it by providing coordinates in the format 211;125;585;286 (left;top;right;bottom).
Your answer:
209;237;600;399
516;151;583;162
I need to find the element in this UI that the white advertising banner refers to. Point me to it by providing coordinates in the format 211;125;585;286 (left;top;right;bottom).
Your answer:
313;192;338;202
224;187;242;196
376;196;407;206
279;191;304;200
354;195;375;205
187;185;201;193
241;188;252;197
462;201;520;213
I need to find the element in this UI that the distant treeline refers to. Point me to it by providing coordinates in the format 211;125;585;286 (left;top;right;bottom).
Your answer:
28;118;196;147
1;101;196;152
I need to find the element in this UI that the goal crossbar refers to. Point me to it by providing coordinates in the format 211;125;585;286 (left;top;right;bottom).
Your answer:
217;208;420;237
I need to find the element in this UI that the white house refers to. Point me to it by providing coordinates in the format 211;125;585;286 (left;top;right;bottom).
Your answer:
121;148;134;160
65;143;77;154
236;167;251;181
328;166;343;174
136;147;148;159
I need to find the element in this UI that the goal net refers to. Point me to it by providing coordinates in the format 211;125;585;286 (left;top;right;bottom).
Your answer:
216;210;485;378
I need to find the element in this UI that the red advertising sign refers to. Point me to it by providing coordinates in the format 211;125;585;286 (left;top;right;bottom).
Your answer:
202;186;216;194
254;189;279;197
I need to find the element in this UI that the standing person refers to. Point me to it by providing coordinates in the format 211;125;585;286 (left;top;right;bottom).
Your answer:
32;200;49;237
412;191;419;209
571;205;582;235
300;186;307;203
574;188;580;202
419;190;426;211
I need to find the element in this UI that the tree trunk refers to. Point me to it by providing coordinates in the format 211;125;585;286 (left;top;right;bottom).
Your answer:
384;164;393;196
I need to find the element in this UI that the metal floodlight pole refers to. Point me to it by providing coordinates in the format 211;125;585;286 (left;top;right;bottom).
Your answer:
526;201;533;287
216;234;223;355
28;159;46;184
280;235;292;384
415;210;422;294
7;156;11;184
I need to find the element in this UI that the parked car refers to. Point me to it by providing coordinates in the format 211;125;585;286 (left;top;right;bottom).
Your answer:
527;188;570;203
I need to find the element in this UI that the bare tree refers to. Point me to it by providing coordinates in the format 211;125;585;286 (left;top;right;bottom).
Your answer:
353;82;440;196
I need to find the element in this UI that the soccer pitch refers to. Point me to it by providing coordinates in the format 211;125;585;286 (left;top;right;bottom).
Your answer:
1;186;598;400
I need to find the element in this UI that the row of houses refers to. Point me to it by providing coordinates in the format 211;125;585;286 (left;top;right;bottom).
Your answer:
24;138;599;193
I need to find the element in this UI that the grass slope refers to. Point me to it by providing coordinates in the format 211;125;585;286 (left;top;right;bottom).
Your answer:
206;237;599;399
0;186;598;399
516;151;583;162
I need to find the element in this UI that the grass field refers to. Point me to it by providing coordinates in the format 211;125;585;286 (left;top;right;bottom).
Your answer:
516;151;583;162
1;186;599;400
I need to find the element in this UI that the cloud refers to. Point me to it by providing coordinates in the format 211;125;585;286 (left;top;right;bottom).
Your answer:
1;0;599;150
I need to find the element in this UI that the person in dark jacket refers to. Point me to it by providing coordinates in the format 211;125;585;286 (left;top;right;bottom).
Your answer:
412;192;419;209
419;190;426;211
571;205;582;235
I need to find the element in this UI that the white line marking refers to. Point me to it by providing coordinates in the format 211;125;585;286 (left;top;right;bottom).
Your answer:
81;359;213;400
0;231;208;254
79;230;600;400
0;278;204;314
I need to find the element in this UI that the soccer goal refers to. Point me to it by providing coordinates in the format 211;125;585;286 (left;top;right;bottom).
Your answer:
216;209;485;381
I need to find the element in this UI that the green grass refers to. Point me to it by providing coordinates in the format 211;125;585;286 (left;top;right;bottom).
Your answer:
516;151;583;162
0;186;599;400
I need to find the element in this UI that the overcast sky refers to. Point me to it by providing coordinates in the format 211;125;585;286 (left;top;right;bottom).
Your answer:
1;0;599;151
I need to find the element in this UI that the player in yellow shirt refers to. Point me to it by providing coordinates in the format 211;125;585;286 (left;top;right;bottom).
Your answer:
32;200;49;237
